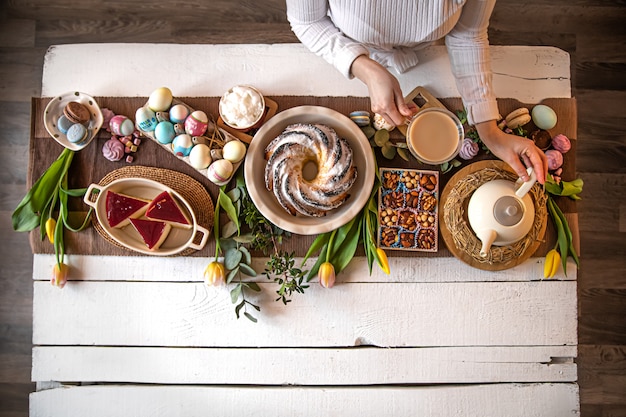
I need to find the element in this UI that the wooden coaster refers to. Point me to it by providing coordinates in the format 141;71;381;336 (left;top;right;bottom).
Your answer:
92;166;214;256
439;160;548;271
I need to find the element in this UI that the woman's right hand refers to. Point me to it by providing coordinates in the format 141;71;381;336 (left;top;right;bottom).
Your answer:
351;55;417;126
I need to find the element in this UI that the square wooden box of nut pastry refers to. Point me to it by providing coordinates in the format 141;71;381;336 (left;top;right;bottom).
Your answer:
378;168;439;252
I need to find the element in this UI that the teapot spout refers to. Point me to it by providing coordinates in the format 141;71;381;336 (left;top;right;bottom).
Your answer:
476;229;498;258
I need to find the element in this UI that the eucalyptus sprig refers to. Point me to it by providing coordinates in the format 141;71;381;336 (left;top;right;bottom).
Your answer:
212;183;261;322
12;148;92;275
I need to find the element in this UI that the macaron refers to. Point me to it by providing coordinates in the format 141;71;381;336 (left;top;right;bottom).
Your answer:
63;101;91;125
66;123;88;143
57;115;73;134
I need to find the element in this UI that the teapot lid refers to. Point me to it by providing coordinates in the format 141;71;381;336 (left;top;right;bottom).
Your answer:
493;196;524;226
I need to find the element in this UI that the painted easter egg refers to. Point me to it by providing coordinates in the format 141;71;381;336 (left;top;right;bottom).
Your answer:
189;143;212;169
135;106;158;132
154;121;176;144
172;133;194;157
184;110;209;136
148;87;173;112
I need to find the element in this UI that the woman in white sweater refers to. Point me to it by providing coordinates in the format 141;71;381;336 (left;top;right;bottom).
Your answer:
286;0;547;183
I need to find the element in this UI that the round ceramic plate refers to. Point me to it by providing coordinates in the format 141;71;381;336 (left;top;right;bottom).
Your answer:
245;105;375;235
44;91;104;151
83;177;210;256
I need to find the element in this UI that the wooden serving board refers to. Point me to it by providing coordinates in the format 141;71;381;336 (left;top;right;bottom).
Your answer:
439;160;548;271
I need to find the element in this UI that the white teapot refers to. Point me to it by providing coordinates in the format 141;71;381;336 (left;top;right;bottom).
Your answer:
467;167;537;257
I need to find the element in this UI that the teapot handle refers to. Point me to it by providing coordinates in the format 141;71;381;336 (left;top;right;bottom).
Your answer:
515;167;537;198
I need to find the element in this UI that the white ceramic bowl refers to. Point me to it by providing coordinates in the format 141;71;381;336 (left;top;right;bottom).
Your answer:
83;177;209;256
245;105;376;235
43;91;104;151
219;85;265;130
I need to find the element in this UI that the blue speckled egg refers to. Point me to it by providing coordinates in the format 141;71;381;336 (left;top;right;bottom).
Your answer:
172;133;194;157
350;110;371;127
154;121;176;144
135;106;158;132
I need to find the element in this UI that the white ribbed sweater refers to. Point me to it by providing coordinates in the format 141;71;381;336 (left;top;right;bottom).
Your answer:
286;0;500;125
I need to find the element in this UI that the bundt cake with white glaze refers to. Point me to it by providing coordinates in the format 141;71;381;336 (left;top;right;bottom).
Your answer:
264;123;357;217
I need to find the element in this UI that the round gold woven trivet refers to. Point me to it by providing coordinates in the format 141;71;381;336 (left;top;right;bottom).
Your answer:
439;160;547;271
91;166;214;256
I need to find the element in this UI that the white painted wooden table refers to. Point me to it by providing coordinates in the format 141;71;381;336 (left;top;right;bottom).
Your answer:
31;43;578;416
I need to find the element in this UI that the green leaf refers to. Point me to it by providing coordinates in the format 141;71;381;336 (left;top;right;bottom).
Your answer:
397;147;410;161
330;217;362;273
60;186;89;197
226;187;241;203
239;262;257;277
374;129;390;147
230;283;243;303
12;149;73;232
548;198;570;275
226;266;239;284
221;221;238;238
218;188;239;231
234;300;245;318
244;312;258;323
239;246;252;265
245;281;261;292
224;247;243;270
302;233;330;263
306;244;328;281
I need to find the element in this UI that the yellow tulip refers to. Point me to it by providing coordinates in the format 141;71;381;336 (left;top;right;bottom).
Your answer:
543;249;560;279
51;263;69;288
45;218;56;244
204;261;226;286
318;262;336;288
376;248;390;275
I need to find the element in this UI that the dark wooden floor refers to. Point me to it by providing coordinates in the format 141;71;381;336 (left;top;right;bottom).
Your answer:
1;0;625;416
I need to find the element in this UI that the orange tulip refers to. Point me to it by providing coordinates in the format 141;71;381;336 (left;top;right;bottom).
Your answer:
318;262;336;288
204;261;226;286
51;263;69;288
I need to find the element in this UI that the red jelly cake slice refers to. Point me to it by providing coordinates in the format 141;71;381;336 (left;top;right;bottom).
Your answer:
145;191;192;229
105;191;151;228
129;218;171;251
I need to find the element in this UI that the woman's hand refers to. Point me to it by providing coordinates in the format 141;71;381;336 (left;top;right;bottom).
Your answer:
476;120;548;184
351;55;417;126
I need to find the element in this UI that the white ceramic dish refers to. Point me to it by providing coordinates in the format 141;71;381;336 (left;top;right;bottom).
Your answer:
245;105;376;235
44;91;104;151
83;178;210;256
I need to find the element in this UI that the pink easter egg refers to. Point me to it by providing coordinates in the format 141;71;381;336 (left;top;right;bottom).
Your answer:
184;110;208;136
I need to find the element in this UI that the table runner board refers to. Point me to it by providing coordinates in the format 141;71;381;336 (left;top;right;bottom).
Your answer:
28;96;577;258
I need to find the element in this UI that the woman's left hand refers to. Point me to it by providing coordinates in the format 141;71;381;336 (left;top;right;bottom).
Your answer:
475;120;548;184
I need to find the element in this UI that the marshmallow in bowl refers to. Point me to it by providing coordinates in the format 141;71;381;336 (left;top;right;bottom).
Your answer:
219;85;264;129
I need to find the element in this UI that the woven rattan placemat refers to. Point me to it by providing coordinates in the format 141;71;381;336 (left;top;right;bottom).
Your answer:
92;166;214;256
439;160;548;271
